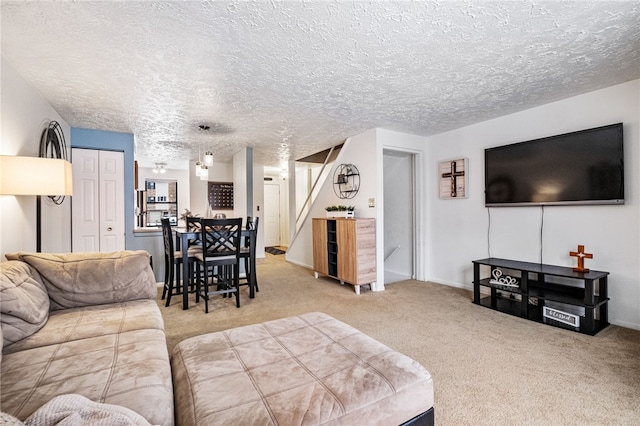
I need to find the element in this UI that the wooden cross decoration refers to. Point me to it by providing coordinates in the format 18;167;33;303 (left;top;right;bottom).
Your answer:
569;244;593;273
441;161;465;197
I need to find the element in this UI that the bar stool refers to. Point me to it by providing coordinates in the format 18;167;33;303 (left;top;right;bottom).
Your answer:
160;218;198;307
195;218;242;313
239;216;259;296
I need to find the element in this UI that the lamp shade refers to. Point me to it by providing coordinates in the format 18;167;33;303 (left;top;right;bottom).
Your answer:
0;156;73;196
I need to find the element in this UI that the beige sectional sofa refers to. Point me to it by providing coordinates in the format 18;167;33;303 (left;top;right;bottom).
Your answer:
1;250;434;426
0;251;174;425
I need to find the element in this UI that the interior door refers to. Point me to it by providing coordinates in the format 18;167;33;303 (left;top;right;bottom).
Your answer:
263;183;280;247
72;149;100;251
99;151;125;251
72;148;125;252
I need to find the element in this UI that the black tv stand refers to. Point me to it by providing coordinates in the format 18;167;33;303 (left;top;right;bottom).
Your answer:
472;258;609;335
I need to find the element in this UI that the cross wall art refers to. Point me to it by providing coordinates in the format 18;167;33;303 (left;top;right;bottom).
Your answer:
438;158;468;199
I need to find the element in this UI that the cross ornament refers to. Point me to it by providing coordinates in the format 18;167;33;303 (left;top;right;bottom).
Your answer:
569;244;593;273
441;161;465;197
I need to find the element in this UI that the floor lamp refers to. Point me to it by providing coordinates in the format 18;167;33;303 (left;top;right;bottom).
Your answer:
0;155;73;252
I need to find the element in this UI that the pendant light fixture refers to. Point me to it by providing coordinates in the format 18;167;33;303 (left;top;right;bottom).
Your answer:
204;150;213;166
194;141;209;180
199;164;209;180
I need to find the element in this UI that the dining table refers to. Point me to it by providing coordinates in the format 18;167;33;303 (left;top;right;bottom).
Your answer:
173;225;256;310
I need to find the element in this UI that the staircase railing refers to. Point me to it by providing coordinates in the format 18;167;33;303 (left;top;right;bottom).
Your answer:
294;144;336;233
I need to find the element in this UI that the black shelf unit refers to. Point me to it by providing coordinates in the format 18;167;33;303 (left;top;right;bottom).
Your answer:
472;258;609;335
327;220;338;277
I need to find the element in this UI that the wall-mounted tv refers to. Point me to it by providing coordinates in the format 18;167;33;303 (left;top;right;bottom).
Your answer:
485;123;624;207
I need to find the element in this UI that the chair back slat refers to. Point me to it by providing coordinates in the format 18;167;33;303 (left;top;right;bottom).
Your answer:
161;218;175;257
200;218;242;259
246;216;259;231
185;217;202;247
186;217;201;232
244;216;259;248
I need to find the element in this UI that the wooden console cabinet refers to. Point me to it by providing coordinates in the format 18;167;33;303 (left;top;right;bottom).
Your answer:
473;258;609;335
312;218;376;294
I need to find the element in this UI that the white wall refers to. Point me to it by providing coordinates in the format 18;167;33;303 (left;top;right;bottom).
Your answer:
188;160;232;218
287;128;429;291
286;129;377;271
1;56;72;257
252;162;265;258
427;80;640;330
232;148;265;258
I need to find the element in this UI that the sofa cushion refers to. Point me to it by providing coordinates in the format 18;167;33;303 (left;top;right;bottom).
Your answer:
2;299;164;355
0;261;50;347
5;251;156;311
1;299;174;426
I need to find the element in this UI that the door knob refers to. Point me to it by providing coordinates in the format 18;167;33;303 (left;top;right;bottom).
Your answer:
107;227;113;231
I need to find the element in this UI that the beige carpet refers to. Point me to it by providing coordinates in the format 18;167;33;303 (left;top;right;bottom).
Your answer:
157;254;640;425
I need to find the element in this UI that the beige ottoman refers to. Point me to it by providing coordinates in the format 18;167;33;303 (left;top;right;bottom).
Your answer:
171;312;434;426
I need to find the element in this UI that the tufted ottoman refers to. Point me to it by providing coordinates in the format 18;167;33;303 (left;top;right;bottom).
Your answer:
171;312;434;425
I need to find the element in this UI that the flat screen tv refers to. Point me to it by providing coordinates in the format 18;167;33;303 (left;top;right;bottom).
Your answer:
485;123;624;206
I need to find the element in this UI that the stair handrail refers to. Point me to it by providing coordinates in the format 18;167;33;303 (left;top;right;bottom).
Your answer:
385;245;401;262
294;144;337;231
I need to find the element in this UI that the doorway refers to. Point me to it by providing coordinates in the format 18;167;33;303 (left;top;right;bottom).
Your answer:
263;183;281;247
383;150;415;283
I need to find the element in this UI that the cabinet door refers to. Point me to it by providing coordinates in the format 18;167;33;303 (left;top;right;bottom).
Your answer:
354;219;376;284
337;220;357;283
312;219;328;274
338;219;376;285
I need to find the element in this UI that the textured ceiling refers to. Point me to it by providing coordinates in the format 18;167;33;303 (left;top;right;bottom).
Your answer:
2;1;639;171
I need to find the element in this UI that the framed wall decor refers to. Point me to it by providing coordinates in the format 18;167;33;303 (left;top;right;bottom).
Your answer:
438;158;468;199
208;181;234;210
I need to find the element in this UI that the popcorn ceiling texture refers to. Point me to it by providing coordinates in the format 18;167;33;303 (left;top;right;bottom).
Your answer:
1;1;639;169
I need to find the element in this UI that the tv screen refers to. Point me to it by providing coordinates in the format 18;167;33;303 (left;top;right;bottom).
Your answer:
485;123;624;206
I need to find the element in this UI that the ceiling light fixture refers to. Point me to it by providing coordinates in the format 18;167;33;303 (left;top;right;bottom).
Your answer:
199;164;209;181
153;163;167;173
204;151;214;166
199;125;215;166
194;141;209;181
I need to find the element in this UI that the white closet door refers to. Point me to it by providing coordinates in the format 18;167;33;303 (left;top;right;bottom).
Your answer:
72;149;99;252
72;148;125;252
264;183;280;247
99;151;125;251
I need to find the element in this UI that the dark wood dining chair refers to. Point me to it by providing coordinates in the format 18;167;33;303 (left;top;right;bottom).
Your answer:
194;218;242;313
185;217;203;250
239;216;259;295
161;218;199;307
